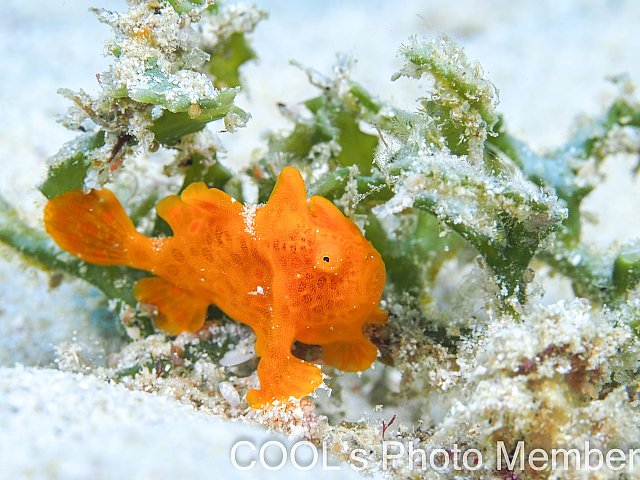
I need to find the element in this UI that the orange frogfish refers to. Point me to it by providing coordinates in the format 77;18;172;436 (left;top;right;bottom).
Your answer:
44;167;387;407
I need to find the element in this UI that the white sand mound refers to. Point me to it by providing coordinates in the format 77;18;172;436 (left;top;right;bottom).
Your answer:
0;366;366;480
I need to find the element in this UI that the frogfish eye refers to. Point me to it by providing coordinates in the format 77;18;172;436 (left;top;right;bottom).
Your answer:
315;245;342;273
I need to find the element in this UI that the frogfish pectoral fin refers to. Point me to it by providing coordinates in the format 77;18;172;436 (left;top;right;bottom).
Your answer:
322;333;379;373
365;307;388;325
134;277;209;335
246;324;322;409
246;357;322;409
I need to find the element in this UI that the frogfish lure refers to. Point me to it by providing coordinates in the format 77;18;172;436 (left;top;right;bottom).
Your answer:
44;166;387;407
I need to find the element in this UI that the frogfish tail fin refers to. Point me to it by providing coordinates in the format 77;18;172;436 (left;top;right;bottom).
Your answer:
44;188;144;267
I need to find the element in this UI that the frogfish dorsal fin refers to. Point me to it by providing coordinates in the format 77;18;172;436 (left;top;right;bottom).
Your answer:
155;195;204;236
180;182;242;216
266;166;308;214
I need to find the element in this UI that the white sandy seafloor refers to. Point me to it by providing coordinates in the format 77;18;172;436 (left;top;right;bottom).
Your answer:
0;366;367;480
1;0;640;478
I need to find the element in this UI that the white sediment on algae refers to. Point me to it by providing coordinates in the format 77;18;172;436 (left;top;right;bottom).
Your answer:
0;366;367;480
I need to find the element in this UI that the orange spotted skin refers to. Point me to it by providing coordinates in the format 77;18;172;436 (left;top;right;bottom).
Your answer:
44;167;387;408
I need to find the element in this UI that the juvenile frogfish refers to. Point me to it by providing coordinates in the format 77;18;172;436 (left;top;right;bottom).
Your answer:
44;167;387;408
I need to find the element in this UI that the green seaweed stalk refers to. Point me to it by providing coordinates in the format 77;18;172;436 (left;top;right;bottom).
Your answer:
41;0;250;199
487;75;640;305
